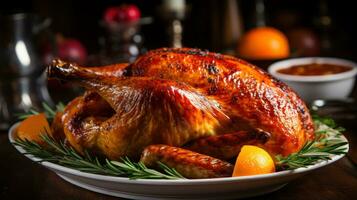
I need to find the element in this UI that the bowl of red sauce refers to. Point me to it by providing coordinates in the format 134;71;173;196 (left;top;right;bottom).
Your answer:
268;57;357;102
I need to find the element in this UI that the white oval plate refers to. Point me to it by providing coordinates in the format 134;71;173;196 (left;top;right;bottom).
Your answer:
9;123;348;200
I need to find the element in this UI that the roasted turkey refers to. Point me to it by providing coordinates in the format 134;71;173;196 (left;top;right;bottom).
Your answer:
48;48;314;178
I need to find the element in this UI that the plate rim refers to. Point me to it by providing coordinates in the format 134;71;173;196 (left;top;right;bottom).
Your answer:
8;122;349;185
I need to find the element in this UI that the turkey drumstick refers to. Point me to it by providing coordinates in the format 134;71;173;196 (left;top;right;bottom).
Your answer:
140;145;234;179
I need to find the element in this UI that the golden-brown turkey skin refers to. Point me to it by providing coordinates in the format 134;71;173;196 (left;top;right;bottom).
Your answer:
51;59;128;78
50;64;231;159
50;111;65;142
140;145;234;179
184;130;270;161
48;48;314;157
127;48;314;155
61;91;115;154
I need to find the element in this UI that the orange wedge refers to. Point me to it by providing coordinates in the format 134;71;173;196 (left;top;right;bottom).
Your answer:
232;145;275;177
17;113;52;144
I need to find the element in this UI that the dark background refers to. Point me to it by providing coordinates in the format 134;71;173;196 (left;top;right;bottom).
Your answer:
1;2;357;200
1;0;357;61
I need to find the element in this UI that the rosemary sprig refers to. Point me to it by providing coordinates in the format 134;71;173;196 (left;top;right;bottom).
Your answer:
16;102;65;120
275;116;348;170
111;158;185;179
14;134;185;179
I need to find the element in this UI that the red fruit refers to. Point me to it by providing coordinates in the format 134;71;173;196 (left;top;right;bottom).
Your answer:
287;28;320;56
104;7;121;23
124;5;141;22
103;4;141;23
57;39;87;64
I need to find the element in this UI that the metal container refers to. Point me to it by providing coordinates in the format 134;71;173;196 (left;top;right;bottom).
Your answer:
0;13;53;129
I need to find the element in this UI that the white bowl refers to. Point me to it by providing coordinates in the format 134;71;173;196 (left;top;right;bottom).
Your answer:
268;57;357;102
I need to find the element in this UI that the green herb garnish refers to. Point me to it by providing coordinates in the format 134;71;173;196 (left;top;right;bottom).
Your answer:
275;116;348;170
14;133;185;179
13;103;348;179
16;102;65;120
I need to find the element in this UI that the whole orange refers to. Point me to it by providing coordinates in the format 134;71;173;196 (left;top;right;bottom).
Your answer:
238;27;290;60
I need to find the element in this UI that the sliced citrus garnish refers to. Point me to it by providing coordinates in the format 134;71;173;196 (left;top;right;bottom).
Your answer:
17;113;52;144
232;145;275;177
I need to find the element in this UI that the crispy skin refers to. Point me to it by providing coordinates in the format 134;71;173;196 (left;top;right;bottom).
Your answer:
50;111;65;142
140;145;233;178
88;63;128;77
52;59;128;78
50;63;230;159
48;48;314;158
61;91;114;154
128;48;314;155
184;130;270;160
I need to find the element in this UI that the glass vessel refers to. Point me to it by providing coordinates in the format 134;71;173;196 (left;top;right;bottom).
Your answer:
96;20;144;65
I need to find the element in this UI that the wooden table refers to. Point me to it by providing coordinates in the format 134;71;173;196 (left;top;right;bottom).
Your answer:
1;114;357;200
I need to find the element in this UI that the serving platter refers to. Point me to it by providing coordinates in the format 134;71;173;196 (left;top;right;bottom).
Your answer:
8;123;348;200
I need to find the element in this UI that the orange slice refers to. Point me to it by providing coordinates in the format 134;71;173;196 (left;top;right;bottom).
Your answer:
17;113;52;144
232;145;275;177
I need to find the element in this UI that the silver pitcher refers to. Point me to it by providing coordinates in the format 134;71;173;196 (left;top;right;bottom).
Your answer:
0;13;53;129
